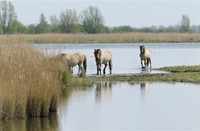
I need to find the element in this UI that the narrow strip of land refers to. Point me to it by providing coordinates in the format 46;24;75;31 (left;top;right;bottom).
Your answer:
68;66;200;87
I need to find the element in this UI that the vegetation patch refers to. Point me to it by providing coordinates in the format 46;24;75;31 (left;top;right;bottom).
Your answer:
0;42;67;119
76;66;200;84
1;33;200;44
159;65;200;73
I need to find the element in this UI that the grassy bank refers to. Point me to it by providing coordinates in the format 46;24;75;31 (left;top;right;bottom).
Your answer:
159;65;200;73
0;33;200;44
64;65;200;85
90;72;200;83
0;42;68;119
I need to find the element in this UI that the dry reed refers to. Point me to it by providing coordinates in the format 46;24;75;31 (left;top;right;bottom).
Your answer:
0;39;67;119
0;33;200;43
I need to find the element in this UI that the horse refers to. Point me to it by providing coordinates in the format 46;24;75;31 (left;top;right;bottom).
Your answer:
53;52;87;75
139;45;152;68
94;49;112;75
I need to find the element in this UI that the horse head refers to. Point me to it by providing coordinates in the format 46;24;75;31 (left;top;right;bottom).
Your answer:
139;45;145;54
94;49;102;61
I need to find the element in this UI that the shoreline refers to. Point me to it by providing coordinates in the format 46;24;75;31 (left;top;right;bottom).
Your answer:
68;66;200;86
87;72;200;84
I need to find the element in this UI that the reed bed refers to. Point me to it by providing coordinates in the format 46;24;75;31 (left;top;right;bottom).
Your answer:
0;40;67;119
0;33;200;44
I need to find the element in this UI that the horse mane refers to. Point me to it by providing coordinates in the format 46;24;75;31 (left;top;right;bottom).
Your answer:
94;49;102;61
139;45;145;54
60;53;66;57
97;49;102;57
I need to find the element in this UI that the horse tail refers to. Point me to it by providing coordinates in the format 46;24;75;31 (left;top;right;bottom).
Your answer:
109;59;112;74
83;55;87;73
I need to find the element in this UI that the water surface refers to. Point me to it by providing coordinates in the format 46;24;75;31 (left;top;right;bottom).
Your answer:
1;82;199;130
58;82;200;130
35;43;200;75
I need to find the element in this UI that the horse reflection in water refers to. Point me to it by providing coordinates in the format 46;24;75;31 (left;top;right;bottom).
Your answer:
95;82;112;103
141;67;152;73
139;45;152;69
140;82;151;101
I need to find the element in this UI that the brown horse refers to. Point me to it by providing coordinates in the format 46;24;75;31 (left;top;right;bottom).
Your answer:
139;45;152;68
53;53;87;74
94;49;112;75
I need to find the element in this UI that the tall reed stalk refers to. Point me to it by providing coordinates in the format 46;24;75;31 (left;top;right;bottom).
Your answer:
0;39;67;119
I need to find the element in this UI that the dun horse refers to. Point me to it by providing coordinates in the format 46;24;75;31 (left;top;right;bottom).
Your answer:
54;53;87;74
94;49;112;75
139;45;152;68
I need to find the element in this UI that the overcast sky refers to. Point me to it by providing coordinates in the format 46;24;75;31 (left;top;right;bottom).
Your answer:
10;0;200;27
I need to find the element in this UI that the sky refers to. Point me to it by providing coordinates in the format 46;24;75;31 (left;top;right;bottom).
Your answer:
9;0;200;27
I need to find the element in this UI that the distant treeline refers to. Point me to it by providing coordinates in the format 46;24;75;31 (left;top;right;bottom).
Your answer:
0;0;199;35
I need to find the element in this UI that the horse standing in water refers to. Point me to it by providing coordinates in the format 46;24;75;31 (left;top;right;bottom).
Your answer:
139;45;152;68
55;53;87;74
94;49;112;75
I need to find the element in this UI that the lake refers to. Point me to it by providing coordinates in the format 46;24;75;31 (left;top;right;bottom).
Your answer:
58;82;199;130
1;43;199;131
1;82;199;130
35;43;200;75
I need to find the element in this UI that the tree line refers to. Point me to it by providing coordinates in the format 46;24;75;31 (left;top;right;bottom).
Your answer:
0;1;199;34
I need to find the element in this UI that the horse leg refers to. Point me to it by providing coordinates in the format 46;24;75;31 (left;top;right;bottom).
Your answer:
99;64;102;75
78;65;80;74
103;63;107;75
141;59;144;68
96;64;101;75
109;60;112;74
144;59;147;68
78;64;83;75
96;69;99;75
149;58;152;68
69;67;73;74
146;58;151;68
147;59;149;68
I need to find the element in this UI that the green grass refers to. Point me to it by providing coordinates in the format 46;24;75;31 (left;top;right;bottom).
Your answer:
159;65;200;73
71;65;200;84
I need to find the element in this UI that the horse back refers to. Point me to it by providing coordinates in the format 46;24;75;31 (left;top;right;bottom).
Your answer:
140;48;151;59
145;48;151;58
63;53;80;67
101;50;112;63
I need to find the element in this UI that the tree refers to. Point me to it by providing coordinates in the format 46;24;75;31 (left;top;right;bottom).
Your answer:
112;25;133;33
180;14;190;32
27;24;37;34
37;13;48;33
49;15;59;32
0;0;17;34
80;6;105;34
15;21;27;33
59;9;79;33
191;25;200;32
